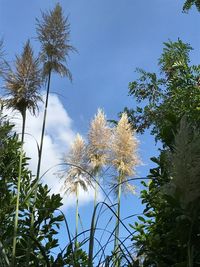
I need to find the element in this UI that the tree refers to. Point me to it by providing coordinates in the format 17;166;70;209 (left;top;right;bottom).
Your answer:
132;120;200;266
127;40;200;266
183;0;200;12
0;114;66;266
123;39;200;147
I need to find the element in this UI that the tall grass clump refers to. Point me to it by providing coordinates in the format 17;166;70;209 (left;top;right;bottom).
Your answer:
34;2;75;194
31;2;76;237
4;40;42;266
110;113;139;266
0;4;142;264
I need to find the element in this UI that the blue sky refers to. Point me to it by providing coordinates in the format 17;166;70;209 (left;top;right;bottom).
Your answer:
1;0;200;261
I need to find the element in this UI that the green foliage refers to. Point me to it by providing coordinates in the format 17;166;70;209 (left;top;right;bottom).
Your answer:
64;243;88;267
5;2;200;266
124;39;200;147
0;115;66;266
183;0;200;12
127;35;200;266
132;120;200;266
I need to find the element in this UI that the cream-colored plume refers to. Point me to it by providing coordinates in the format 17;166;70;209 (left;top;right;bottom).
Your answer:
62;133;90;194
88;108;111;172
110;113;139;194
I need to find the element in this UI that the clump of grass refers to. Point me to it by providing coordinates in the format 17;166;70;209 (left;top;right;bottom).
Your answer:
30;2;76;252
0;4;141;265
56;111;140;267
33;2;76;202
4;40;42;266
109;112;139;267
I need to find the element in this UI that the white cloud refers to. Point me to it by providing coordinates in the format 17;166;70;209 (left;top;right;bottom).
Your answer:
3;93;97;209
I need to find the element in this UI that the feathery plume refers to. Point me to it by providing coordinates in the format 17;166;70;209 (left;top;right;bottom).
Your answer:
61;134;90;247
111;112;139;178
62;134;90;194
111;113;139;265
4;40;42;116
170;118;200;205
88;109;111;172
36;3;75;79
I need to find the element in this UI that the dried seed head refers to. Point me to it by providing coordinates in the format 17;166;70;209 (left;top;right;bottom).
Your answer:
88;109;111;171
61;134;90;194
5;40;42;116
36;3;75;78
67;134;87;167
111;113;139;177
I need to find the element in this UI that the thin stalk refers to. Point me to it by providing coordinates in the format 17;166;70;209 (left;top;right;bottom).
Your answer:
94;174;99;210
12;109;26;267
75;185;79;248
30;69;52;229
187;208;195;267
114;174;122;267
188;245;193;267
28;70;52;265
88;203;98;267
0;241;10;266
36;69;52;184
93;170;100;239
21;111;26;144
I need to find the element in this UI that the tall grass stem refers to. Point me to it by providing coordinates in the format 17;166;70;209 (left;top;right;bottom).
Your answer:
12;110;26;266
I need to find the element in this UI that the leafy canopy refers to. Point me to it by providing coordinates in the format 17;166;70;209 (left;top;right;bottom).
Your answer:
183;0;200;12
124;39;200;147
